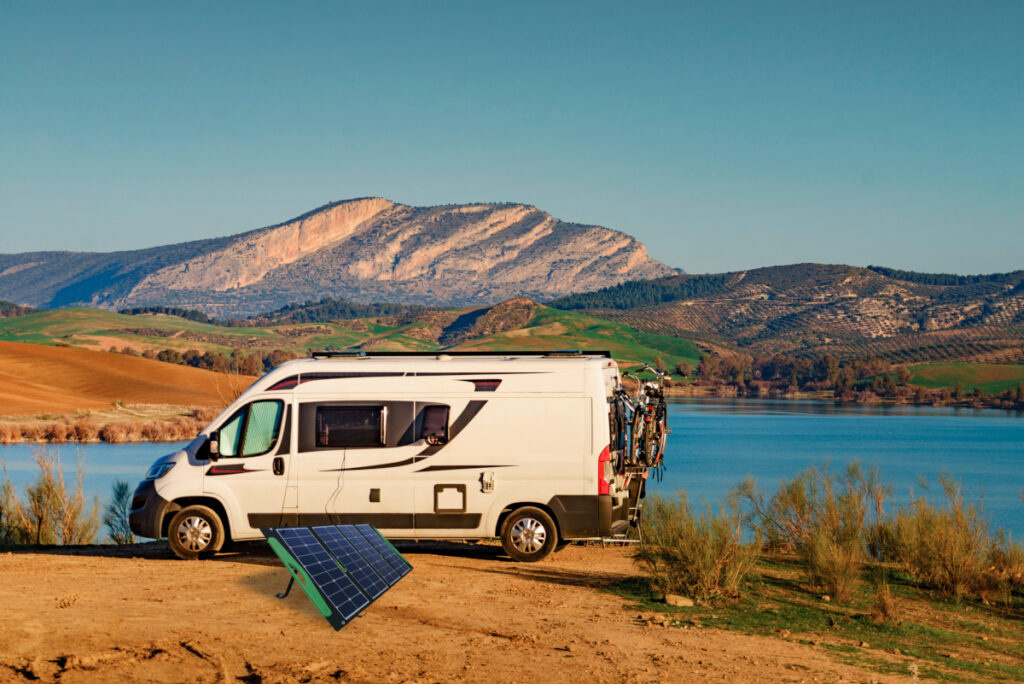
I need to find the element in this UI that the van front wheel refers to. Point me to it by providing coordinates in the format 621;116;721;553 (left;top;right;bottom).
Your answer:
500;507;557;562
168;505;225;560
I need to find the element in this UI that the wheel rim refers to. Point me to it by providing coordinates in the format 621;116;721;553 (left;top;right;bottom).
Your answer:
510;517;547;554
177;515;213;552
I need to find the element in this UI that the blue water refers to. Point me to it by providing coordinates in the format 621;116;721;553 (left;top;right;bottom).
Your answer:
649;399;1024;538
2;399;1022;538
0;442;188;507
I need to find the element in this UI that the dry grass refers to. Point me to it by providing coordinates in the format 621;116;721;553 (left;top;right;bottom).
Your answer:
635;493;757;603
0;406;219;444
870;577;898;623
735;463;889;603
889;476;991;599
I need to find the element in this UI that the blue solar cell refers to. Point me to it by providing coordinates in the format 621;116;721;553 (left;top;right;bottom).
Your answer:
337;525;403;585
311;525;389;599
273;527;370;622
355;523;412;577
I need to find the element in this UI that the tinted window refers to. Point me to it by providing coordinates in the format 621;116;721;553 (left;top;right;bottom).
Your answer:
316;406;385;447
421;405;449;445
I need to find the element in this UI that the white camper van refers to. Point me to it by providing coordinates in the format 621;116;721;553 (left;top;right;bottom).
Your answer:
130;351;659;562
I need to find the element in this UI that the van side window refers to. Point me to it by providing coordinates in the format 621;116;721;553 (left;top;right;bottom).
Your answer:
421;405;449;445
218;400;284;458
316;406;386;447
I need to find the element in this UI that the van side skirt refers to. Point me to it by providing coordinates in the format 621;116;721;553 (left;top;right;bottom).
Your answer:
247;512;481;529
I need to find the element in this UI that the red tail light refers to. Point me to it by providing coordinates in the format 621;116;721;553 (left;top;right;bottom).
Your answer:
598;444;611;495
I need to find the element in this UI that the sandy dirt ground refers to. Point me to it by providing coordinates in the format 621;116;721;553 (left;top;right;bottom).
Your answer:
0;541;910;683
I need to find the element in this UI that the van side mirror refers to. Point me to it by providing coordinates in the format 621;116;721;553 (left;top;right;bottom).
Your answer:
208;433;220;461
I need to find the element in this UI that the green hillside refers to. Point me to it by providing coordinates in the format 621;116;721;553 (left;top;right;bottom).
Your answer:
907;362;1024;394
0;305;702;374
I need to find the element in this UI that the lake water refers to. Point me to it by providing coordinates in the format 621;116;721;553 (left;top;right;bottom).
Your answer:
649;399;1024;539
1;399;1022;538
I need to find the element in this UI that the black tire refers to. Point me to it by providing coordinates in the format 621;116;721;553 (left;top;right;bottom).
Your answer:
168;505;225;560
500;506;558;562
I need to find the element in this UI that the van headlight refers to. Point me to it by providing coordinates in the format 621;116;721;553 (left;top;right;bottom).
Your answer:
145;463;176;480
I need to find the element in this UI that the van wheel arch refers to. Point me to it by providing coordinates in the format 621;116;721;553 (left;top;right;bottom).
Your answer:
161;497;232;543
495;502;561;541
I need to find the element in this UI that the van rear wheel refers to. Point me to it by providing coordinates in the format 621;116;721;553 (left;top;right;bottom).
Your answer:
168;505;225;560
500;507;557;562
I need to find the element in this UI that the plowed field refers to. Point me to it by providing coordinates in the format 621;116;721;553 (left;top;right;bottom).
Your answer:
0;341;251;415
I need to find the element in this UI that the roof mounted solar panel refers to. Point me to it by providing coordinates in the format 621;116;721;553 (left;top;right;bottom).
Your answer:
263;524;412;631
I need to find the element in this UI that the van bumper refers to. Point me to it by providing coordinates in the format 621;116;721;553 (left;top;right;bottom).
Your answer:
129;480;171;539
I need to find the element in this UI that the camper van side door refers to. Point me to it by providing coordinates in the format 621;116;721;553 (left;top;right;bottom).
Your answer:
202;399;291;535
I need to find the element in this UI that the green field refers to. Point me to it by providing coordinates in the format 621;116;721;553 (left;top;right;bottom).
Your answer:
0;305;703;373
908;362;1024;394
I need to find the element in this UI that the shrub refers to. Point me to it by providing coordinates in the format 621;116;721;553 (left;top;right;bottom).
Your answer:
736;463;888;603
871;577;898;624
0;424;21;444
72;420;99;442
99;423;130;443
988;531;1024;588
635;493;756;603
102;479;135;545
889;476;990;598
3;447;99;545
0;468;29;544
44;422;72;442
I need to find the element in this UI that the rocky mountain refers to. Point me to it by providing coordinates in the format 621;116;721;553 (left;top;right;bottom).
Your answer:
0;198;676;316
550;264;1024;363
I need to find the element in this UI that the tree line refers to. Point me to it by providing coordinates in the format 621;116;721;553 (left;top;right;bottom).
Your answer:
686;352;1024;408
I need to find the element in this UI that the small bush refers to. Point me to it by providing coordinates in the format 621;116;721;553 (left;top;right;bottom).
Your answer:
635;493;756;603
0;424;21;444
72;419;99;442
988;531;1024;588
3;447;99;545
102;479;135;545
871;577;898;624
890;476;990;598
0;469;29;543
44;422;72;442
99;422;130;443
140;422;163;441
736;463;888;603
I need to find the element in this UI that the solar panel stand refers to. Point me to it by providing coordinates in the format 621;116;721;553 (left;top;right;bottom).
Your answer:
276;576;296;599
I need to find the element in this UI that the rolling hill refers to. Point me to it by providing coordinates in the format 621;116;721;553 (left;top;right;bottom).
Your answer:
0;341;252;415
0;198;676;316
0;301;703;377
549;264;1024;364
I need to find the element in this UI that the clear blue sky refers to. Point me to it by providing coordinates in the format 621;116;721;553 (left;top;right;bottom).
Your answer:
1;1;1021;274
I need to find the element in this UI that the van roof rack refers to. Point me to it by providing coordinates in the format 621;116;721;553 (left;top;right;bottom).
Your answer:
309;349;611;359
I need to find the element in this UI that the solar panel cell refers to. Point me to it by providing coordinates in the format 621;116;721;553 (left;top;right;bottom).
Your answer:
311;525;389;599
355;523;412;577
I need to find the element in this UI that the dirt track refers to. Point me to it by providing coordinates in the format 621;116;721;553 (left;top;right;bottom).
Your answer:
0;541;911;683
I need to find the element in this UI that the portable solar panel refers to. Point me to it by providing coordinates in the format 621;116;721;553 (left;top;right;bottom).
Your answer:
263;524;412;631
355;523;413;576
